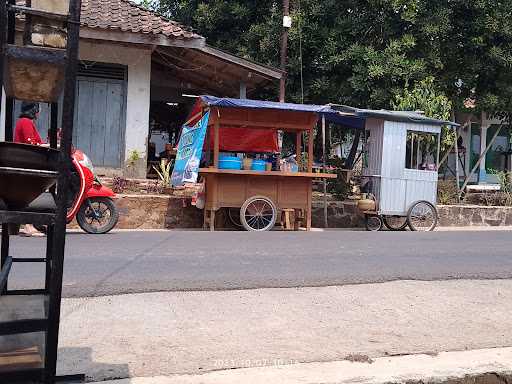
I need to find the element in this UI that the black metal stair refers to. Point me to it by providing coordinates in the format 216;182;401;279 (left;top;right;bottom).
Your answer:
0;0;83;382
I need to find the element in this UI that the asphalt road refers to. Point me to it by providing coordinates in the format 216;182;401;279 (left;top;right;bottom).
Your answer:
7;230;512;297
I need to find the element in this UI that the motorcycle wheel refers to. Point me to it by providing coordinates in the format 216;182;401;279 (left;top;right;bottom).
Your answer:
76;197;119;234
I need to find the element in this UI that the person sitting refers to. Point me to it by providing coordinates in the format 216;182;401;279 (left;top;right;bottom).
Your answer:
14;102;43;145
14;102;45;237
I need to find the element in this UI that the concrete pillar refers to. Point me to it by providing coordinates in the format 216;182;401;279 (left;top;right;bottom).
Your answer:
479;113;488;183
464;122;471;177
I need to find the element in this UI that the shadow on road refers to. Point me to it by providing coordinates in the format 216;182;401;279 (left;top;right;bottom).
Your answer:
59;346;130;382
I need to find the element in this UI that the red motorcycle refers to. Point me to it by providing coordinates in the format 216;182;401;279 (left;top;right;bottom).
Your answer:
37;148;119;234
68;148;119;234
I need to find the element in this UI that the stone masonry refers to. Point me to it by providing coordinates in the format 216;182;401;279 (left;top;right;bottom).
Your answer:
106;195;512;230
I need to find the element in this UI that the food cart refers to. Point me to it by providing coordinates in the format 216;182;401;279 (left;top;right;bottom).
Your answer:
172;96;337;231
330;106;459;231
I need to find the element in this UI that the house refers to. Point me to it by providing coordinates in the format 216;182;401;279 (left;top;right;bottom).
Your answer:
446;110;511;186
0;0;283;177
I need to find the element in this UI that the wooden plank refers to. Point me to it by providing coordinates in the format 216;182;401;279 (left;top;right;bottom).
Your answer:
8;4;68;21
104;81;124;167
197;45;283;81
75;79;93;157
0;347;43;373
214;119;220;168
91;80;108;166
199;168;337;179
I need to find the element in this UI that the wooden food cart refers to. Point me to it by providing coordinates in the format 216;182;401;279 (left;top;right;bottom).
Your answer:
191;97;337;231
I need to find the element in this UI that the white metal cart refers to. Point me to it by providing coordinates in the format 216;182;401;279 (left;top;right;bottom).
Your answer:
330;107;459;231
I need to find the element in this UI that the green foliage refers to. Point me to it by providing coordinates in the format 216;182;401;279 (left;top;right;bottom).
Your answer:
327;172;350;201
490;169;512;206
127;150;141;168
437;180;459;205
148;0;512;120
393;76;454;151
393;77;451;121
153;158;174;186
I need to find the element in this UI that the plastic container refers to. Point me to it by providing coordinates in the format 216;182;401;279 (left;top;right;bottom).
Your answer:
219;156;242;170
251;160;266;171
243;158;253;170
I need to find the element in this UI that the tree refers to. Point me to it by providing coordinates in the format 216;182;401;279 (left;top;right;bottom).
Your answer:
144;0;512;122
392;76;454;152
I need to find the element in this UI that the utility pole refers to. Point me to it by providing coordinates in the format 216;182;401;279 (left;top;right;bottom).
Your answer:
279;0;290;102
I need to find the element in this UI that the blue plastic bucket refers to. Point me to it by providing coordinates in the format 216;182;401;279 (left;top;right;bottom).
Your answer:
219;156;242;170
251;160;267;171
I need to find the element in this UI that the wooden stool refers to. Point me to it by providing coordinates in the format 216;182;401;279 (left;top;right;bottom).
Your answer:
281;209;295;231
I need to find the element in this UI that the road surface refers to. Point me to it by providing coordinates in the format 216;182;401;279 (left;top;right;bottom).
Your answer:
7;230;512;297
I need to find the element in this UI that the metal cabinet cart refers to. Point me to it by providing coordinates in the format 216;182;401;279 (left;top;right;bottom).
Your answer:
330;106;459;231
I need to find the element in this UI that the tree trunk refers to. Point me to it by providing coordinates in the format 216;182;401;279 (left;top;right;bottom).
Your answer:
345;130;361;169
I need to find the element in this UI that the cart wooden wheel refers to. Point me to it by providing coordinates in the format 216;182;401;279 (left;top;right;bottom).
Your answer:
240;196;277;232
407;201;438;232
365;214;383;232
227;208;243;228
383;216;408;231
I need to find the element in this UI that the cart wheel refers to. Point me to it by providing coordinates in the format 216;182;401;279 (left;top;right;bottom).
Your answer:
240;196;277;232
407;201;438;232
365;214;383;232
383;216;408;231
227;208;243;228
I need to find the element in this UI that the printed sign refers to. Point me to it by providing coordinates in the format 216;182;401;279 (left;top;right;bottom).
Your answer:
171;111;210;187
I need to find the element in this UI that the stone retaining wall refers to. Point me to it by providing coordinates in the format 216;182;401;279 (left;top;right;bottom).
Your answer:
114;194;203;229
438;205;512;227
110;195;512;229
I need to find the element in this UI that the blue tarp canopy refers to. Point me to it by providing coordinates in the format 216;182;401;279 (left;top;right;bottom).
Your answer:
199;95;365;130
198;96;457;129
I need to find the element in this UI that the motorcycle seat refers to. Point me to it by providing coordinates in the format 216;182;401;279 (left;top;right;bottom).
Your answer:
25;192;57;213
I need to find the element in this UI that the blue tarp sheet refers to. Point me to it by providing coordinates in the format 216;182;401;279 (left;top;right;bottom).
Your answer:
199;96;366;130
199;96;456;129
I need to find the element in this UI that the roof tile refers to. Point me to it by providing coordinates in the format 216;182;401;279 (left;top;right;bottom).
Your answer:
81;0;202;40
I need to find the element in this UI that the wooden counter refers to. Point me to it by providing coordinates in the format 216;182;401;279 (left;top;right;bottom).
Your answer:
199;168;337;179
199;168;337;231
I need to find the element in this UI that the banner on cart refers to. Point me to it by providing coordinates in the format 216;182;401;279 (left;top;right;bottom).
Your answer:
171;111;210;187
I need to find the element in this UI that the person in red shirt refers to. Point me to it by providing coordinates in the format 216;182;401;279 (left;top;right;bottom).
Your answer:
14;102;45;237
14;102;43;145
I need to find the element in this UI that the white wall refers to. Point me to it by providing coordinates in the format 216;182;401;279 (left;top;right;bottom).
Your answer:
80;41;152;173
1;41;152;175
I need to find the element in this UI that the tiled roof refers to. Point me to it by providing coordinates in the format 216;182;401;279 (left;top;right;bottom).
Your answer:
81;0;202;40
